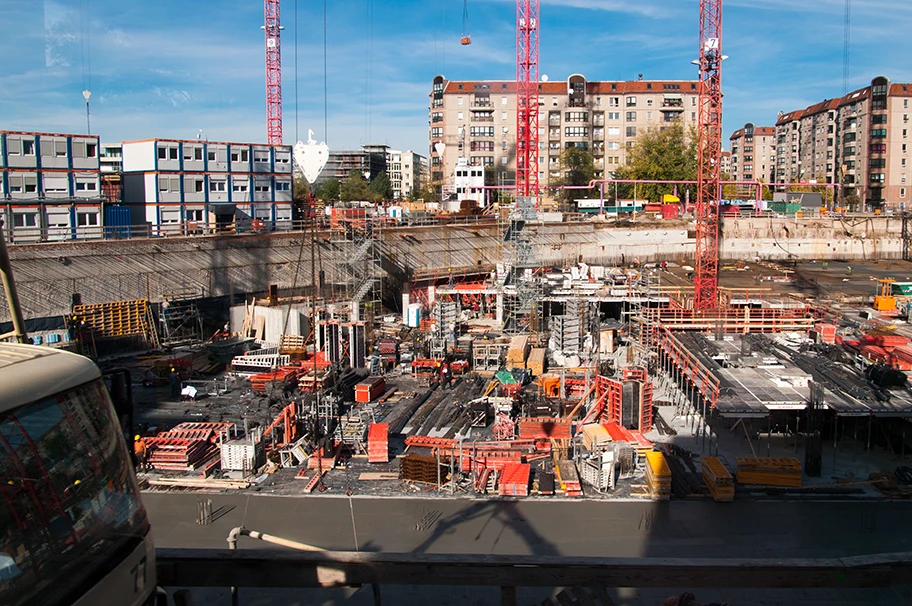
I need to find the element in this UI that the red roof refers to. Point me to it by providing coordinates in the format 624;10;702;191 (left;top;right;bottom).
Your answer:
442;79;699;95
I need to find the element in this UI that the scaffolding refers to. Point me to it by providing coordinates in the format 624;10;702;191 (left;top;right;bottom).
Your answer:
500;195;542;334
159;290;204;346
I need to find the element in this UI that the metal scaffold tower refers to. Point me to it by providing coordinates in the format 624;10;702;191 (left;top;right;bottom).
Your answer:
263;0;283;145
328;214;382;324
693;0;723;310
501;195;541;333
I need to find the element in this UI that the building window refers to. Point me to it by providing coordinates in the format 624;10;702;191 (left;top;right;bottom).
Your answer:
902;188;907;198
470;126;494;137
76;212;99;227
871;129;887;139
564;127;589;137
457;97;463;107
608;112;620;120
870;173;885;184
870;158;886;169
870;143;887;153
502;96;508;106
872;114;887;124
502;111;508;122
431;127;443;138
471;141;494;152
608;97;619;107
209;180;227;192
607;142;620;150
663;111;681;122
75;181;97;191
13;213;38;228
457;112;464;121
158;147;167;160
85;143;97;158
276;181;291;191
626;126;637;137
565;111;588;122
501;156;508;166
626;96;636;107
233;182;248;192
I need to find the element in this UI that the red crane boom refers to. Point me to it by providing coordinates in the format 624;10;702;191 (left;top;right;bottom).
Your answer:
263;0;283;145
693;0;723;310
515;0;540;200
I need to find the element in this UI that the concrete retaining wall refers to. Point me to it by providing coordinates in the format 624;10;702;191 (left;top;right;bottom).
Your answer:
2;216;905;323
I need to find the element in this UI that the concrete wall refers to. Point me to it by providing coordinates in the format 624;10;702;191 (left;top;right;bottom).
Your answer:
3;216;907;323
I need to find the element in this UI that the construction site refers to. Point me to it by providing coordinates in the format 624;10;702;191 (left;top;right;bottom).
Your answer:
4;208;912;505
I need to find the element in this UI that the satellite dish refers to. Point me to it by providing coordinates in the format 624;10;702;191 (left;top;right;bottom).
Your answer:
293;130;330;184
541;75;549;82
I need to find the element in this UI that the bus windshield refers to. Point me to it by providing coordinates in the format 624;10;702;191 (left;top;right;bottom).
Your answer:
0;378;148;606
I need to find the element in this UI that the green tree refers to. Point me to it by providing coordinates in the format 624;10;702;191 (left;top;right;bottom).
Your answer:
553;146;596;209
369;171;393;202
314;179;340;203
613;119;696;203
340;169;371;202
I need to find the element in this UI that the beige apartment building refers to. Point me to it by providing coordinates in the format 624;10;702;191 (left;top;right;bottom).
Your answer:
429;74;700;204
775;76;912;210
387;149;428;200
728;123;776;184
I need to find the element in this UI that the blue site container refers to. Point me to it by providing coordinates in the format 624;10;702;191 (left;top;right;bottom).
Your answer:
47;333;60;344
105;206;132;238
32;335;43;345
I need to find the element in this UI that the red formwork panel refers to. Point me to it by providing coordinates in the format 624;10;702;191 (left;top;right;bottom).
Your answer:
499;463;531;497
367;422;389;463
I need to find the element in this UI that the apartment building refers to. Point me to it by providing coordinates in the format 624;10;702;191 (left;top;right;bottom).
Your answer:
318;145;388;187
429;74;700;204
386;149;428;200
0;130;103;242
775;76;912;210
720;151;732;176
122;138;293;233
728;123;776;183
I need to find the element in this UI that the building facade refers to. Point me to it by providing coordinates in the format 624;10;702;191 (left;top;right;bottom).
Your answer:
386;149;428;200
318;145;388;187
728;123;776;184
0;130;103;242
429;74;700;204
122;138;293;233
775;76;912;210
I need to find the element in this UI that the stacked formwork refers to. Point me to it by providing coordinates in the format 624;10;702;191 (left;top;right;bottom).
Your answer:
499;463;531;497
645;451;672;501
701;456;734;502
367;422;389;463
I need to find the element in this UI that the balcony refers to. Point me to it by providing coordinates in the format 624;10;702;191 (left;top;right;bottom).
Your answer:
472;115;494;122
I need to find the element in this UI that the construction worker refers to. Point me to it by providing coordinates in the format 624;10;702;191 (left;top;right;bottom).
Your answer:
169;367;180;399
133;435;148;470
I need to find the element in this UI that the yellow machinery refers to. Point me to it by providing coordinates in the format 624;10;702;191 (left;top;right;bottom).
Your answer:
874;278;897;312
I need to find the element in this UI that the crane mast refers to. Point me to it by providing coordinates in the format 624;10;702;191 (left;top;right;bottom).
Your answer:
264;0;283;145
693;0;723;310
515;0;540;200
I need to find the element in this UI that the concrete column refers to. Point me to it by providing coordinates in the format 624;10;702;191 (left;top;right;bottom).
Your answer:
350;300;359;323
401;292;410;324
496;293;503;324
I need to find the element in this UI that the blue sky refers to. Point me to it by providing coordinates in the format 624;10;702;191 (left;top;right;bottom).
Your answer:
1;0;911;157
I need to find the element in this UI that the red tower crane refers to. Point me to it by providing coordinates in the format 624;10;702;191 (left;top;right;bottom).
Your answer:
515;0;540;200
263;0;284;145
693;0;723;310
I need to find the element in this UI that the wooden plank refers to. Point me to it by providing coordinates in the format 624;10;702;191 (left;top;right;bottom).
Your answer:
358;472;400;481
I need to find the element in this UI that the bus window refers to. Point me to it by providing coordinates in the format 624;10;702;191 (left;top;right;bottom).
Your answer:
0;379;148;606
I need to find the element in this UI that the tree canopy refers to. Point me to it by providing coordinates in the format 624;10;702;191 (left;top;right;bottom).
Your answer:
369;171;393;202
612;120;696;203
340;169;372;202
553;146;596;209
314;178;340;202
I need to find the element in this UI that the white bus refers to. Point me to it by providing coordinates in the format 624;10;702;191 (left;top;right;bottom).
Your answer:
0;343;158;606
